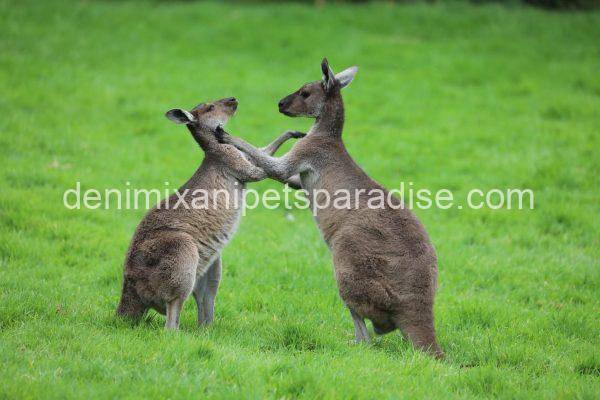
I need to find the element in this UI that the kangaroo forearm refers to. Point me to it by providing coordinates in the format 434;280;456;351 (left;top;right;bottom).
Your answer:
261;133;290;156
234;163;267;182
229;137;294;181
261;131;305;156
215;128;300;181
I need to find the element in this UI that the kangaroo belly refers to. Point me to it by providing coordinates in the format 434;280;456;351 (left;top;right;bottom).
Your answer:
192;206;243;271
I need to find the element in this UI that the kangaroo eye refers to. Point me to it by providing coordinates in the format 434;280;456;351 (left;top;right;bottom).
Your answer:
300;91;310;99
207;104;215;111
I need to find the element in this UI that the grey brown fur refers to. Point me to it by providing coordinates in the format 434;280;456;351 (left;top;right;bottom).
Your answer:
216;61;444;358
117;97;303;329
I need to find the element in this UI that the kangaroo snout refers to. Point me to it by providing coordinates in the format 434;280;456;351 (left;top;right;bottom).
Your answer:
278;96;293;115
221;97;238;109
217;97;238;117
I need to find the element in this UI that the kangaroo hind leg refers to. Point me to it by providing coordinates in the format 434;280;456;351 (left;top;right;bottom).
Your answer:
201;256;222;326
151;234;199;330
192;273;208;326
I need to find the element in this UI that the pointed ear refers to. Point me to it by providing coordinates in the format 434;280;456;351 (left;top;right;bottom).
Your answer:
335;66;358;89
165;109;195;124
321;58;335;92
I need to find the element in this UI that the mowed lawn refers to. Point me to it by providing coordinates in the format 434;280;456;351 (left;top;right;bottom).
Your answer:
1;0;599;398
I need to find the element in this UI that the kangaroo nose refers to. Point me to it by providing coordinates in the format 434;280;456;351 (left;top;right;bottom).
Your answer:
278;100;285;108
225;97;236;102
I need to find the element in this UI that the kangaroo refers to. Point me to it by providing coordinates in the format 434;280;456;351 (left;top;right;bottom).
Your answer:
117;97;303;329
215;60;444;358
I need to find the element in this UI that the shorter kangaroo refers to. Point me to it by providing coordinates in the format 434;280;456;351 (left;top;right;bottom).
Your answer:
216;61;444;358
117;97;303;329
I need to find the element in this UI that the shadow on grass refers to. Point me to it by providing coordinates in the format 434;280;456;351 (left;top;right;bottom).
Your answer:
262;323;327;352
576;360;600;377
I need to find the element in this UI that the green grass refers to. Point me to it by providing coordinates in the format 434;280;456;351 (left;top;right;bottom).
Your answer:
1;0;599;398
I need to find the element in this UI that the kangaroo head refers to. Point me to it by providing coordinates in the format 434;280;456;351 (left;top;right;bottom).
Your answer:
165;97;238;130
278;58;357;118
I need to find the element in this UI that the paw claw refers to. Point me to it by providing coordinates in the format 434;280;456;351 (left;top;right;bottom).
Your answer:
289;131;306;139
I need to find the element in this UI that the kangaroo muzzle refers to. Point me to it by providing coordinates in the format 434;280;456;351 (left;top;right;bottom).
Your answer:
278;95;294;115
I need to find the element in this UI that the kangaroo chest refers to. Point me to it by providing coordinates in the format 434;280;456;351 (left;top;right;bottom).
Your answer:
299;169;340;246
188;184;245;260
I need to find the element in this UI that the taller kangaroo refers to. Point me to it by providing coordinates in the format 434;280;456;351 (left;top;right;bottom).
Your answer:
216;60;444;358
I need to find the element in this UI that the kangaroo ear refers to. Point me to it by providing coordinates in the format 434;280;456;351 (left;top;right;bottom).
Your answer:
335;66;358;89
165;108;195;124
321;58;336;92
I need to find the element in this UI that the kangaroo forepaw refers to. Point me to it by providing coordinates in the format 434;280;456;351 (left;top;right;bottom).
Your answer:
288;131;306;139
214;126;230;144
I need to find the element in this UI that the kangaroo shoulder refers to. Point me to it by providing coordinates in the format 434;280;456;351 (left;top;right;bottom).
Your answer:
290;134;331;159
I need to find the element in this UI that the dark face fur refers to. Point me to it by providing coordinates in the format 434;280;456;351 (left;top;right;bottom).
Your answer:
278;81;327;118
